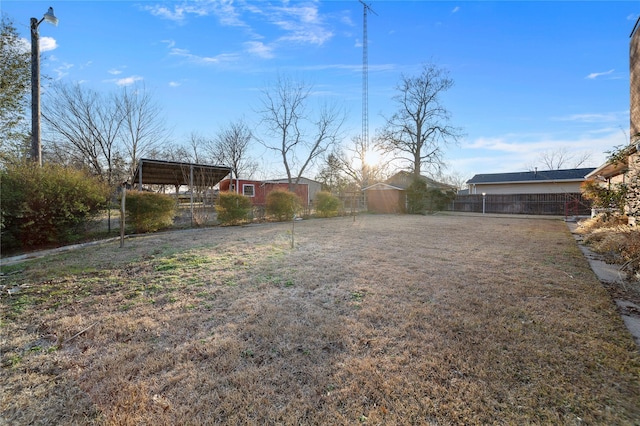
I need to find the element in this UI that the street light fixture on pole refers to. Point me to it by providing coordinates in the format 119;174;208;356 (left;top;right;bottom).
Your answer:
482;192;486;215
30;7;58;166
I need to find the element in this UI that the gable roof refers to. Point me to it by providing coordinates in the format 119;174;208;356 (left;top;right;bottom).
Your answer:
385;171;456;190
466;167;595;185
362;182;404;191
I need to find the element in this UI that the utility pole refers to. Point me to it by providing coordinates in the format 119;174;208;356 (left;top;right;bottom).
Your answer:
30;7;58;166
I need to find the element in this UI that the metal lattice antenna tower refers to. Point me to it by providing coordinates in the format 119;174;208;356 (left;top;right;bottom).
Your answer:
359;0;377;153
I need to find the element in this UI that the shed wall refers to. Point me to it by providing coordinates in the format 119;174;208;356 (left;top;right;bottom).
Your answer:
367;189;403;214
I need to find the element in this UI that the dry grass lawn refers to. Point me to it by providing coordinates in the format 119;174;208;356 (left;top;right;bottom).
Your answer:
1;214;639;425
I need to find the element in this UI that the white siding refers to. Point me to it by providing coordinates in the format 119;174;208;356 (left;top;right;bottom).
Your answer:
470;181;583;194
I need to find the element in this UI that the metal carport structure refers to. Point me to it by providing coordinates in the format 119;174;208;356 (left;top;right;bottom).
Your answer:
131;158;232;225
132;158;232;189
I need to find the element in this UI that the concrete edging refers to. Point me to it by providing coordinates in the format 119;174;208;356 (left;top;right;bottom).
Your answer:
568;222;640;349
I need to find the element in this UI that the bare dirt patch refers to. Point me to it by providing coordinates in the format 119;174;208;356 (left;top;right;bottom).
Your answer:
1;214;639;425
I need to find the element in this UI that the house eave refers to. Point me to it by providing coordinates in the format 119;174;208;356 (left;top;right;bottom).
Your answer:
469;178;587;186
585;144;638;180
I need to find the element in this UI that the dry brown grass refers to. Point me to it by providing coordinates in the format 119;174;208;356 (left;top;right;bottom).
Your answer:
576;216;640;290
2;214;639;425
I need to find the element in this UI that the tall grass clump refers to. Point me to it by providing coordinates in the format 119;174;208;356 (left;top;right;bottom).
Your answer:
125;191;176;233
314;191;342;217
1;163;109;250
215;192;252;225
266;189;301;221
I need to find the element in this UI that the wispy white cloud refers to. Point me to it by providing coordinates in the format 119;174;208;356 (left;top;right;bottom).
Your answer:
108;68;124;75
213;0;247;27
169;46;240;65
466;131;617;154
244;41;274;59
169;81;182;88
53;63;73;80
458;128;626;174
115;75;143;86
297;63;395;74
144;5;183;21
586;69;614;79
162;40;176;49
148;0;337;60
451;6;461;14
39;36;58;52
142;4;202;23
144;0;247;27
553;111;628;123
270;3;334;45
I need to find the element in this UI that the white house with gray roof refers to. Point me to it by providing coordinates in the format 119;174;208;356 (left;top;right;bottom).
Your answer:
466;168;595;195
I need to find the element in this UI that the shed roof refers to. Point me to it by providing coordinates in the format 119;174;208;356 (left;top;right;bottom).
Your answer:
467;168;595;185
132;158;232;187
385;171;457;190
270;177;322;185
362;182;404;191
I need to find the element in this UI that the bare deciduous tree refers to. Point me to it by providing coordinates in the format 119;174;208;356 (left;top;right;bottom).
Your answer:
43;83;124;185
257;74;345;189
42;82;170;186
209;119;257;179
528;147;592;170
118;84;170;178
377;63;462;178
185;132;207;164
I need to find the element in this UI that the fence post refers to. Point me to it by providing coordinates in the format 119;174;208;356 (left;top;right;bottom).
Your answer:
120;185;126;248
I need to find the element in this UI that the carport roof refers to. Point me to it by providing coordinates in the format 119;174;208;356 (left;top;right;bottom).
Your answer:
132;158;232;187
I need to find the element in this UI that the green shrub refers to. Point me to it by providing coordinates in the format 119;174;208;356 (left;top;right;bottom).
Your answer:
406;178;455;214
266;189;301;221
215;192;252;225
125;191;176;233
1;163;109;250
315;191;342;217
406;179;428;214
425;188;455;212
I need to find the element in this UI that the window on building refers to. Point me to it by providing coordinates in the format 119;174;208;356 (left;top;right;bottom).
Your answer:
243;184;255;197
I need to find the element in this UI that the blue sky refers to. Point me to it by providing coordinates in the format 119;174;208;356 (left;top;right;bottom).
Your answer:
3;0;638;182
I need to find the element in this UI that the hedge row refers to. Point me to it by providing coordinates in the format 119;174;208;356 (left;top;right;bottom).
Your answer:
1;163;109;250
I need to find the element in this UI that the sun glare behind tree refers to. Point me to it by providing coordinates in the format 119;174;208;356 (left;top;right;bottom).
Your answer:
363;149;383;170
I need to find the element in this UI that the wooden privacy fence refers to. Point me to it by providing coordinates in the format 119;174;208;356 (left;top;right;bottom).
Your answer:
450;193;592;216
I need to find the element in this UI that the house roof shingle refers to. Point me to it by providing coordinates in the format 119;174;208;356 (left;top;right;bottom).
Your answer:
466;168;595;185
